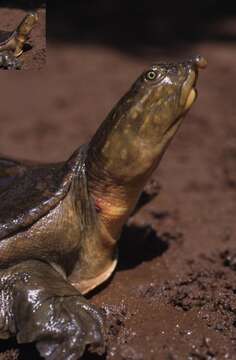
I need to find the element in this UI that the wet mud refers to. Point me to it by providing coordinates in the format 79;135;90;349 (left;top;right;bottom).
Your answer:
0;7;236;359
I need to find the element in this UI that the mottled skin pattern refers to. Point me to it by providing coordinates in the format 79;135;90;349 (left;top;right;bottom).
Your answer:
0;57;206;359
0;12;38;70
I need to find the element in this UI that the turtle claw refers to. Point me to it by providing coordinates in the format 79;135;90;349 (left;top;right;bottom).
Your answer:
35;297;105;360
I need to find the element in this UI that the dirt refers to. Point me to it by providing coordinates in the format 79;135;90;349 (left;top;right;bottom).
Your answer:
0;5;46;70
0;2;236;359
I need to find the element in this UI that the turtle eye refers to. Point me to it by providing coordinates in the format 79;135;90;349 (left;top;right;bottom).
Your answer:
145;70;157;81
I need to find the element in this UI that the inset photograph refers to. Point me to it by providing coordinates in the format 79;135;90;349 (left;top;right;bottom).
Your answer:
0;1;46;70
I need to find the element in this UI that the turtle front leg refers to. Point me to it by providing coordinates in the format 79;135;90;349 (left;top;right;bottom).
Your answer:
0;260;105;359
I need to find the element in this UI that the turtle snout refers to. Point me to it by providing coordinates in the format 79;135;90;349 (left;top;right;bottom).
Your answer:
194;55;208;70
179;55;207;109
186;55;208;72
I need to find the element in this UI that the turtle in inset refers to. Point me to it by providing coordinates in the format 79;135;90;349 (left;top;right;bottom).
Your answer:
0;12;38;69
0;56;207;359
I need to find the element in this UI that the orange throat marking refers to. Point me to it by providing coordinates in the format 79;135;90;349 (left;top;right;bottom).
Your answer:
94;194;133;239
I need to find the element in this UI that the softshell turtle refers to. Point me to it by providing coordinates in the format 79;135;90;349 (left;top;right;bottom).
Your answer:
0;56;207;359
0;11;38;69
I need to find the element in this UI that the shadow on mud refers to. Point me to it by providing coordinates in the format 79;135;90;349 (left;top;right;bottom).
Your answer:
86;222;169;299
118;224;169;271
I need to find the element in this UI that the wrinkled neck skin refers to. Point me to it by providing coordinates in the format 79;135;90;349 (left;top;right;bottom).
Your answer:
86;87;185;241
60;104;184;293
69;148;117;292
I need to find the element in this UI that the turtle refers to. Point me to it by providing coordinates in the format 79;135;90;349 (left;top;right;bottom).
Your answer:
0;55;207;359
0;11;38;70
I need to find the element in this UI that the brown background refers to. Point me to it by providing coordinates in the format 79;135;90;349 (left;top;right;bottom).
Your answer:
0;1;236;359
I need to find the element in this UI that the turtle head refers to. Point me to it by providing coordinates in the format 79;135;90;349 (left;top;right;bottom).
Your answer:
88;56;207;185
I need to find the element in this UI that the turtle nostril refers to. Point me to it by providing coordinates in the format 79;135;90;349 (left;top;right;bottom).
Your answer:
194;55;208;70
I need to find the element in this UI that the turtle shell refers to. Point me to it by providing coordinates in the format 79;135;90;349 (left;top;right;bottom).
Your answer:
0;146;86;240
0;30;14;46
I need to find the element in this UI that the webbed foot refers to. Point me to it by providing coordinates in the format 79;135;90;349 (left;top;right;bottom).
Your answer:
0;260;105;359
0;51;22;70
35;297;104;360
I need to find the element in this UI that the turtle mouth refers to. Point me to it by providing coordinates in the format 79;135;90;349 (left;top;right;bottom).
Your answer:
163;69;198;137
180;69;198;111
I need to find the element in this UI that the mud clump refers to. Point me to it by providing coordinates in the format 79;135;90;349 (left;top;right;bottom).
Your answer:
102;303;139;360
220;249;236;271
134;250;236;359
103;302;128;339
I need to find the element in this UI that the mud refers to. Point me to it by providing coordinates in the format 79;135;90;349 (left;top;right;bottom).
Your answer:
0;5;46;70
0;4;236;360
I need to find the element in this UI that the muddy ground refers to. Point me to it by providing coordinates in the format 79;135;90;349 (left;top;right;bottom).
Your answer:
0;5;46;70
0;2;236;360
